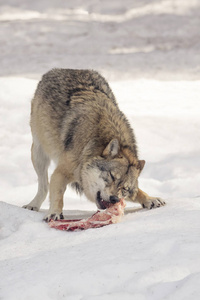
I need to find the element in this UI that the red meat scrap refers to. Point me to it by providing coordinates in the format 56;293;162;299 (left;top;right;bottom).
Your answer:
48;198;126;231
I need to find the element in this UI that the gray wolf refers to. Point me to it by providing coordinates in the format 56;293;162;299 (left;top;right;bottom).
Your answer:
23;69;165;221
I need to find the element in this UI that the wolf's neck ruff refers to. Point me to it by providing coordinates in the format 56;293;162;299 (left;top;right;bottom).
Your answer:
63;89;138;163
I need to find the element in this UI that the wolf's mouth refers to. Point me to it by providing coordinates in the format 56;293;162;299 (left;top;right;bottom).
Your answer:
96;191;111;209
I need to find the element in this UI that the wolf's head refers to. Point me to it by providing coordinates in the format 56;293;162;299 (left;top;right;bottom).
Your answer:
81;139;145;209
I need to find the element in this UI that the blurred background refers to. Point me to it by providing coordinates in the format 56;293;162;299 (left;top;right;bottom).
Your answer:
1;0;200;80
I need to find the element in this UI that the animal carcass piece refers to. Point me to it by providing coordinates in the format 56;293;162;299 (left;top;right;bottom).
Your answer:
48;198;126;231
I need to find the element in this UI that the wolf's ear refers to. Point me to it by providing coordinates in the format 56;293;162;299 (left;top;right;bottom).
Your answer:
137;160;145;171
103;139;119;158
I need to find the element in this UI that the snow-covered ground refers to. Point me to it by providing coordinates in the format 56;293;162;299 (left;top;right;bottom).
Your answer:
0;1;200;300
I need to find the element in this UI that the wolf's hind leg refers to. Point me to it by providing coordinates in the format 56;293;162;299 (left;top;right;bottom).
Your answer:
134;189;165;209
23;141;50;211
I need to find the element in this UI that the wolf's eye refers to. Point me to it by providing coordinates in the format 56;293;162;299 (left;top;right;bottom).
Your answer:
122;187;129;195
123;186;129;191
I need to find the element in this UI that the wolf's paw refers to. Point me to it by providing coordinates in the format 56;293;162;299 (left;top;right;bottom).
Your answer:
142;197;166;209
44;212;64;222
23;204;39;212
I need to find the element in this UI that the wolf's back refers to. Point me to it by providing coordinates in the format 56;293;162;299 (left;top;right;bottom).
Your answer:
31;69;138;161
35;68;117;106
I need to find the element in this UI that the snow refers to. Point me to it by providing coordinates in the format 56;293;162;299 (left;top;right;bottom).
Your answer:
0;0;200;299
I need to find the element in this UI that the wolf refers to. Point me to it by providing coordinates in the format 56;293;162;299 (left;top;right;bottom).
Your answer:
23;69;165;221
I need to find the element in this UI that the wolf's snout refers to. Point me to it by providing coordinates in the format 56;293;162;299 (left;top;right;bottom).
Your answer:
109;195;120;204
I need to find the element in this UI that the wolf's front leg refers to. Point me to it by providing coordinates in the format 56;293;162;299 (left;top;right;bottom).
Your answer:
44;167;69;222
134;189;165;209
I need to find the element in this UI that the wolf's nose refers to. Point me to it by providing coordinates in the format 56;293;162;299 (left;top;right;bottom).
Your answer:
110;196;120;204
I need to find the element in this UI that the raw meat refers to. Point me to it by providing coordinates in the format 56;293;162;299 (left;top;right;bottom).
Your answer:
48;198;126;231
